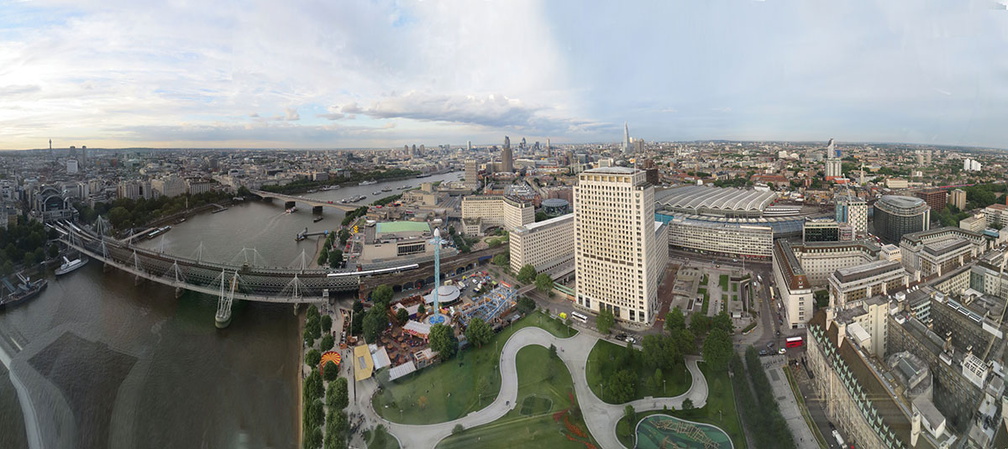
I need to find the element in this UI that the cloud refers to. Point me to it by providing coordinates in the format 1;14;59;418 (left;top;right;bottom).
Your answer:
342;91;610;135
284;107;299;121
0;85;41;97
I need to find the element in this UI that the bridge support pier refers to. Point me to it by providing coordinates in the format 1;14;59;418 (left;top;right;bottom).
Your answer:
293;303;300;316
175;287;184;299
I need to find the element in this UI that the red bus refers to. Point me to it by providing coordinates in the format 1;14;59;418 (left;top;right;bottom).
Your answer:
785;336;803;348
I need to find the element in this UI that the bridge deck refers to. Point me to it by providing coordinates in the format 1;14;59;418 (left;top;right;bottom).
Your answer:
250;190;359;211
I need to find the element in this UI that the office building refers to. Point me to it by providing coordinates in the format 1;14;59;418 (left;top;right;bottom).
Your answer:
827;260;909;307
915;189;948;213
464;159;479;190
835;194;868;236
899;227;986;280
460;195;533;236
949;189;966;210
500;136;513;173
509;214;575;276
874;195;930;244
804;219;840;242
575;167;667;324
151;175;187;198
622;122;631;153
667;217;772;259
66;159;78;174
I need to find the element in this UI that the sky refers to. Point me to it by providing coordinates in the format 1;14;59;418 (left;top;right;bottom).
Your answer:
1;0;1007;150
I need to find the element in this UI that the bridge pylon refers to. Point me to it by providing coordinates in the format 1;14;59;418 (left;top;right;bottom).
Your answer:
215;269;240;329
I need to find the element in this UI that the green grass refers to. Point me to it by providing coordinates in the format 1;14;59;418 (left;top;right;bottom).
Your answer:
700;289;710;315
616;363;746;449
372;312;576;424
436;346;598;449
585;340;691;404
719;274;729;290
732;283;738;292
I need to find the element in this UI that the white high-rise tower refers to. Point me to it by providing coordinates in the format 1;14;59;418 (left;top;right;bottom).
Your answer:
574;167;668;324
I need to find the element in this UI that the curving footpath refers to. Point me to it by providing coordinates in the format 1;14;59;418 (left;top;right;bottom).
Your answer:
355;327;709;449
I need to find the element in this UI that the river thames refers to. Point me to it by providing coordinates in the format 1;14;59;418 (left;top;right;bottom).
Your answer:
0;172;459;449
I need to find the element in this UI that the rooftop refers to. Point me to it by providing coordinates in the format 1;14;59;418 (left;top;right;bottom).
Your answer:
833;260;904;284
657;185;777;214
583;166;638;174
877;195;928;212
376;221;430;234
514;213;573;234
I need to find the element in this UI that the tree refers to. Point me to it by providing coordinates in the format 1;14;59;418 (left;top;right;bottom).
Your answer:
624;404;636;424
652;368;664;393
690;313;711;336
597;308;615;334
320;315;332;334
322;361;339;382
305;370;324;400
324;409;348;449
703;328;734;373
682;398;694;410
549;344;558;359
306;349;322;368
665;307;686;334
475;375;491;404
417;303;426;315
338;229;351;245
452;424;465;435
363;307;387;342
674;328;697;355
712;311;735;334
319;333;334;350
307;398;325;430
396;308;409;325
317;247;329;266
492;253;509;268
429;323;458;359
327;377;349;410
517;264;537;284
516;296;536;314
464;317;493;348
641;334;681;370
328;248;344;269
535;273;554;293
606;369;637;403
304;426;323;449
372;284;394;306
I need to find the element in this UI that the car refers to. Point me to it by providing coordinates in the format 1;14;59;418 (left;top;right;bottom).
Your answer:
779;348;787;355
627;336;637;344
615;334;627;341
759;349;769;356
766;341;774;349
776;330;781;337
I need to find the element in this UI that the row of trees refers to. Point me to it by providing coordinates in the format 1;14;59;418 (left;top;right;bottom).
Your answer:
261;168;419;196
0;217;59;274
341;206;369;227
81;190;234;231
732;348;797;449
304;305;334;348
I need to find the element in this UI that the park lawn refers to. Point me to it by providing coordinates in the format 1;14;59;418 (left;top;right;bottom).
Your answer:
436;345;598;449
719;274;729;290
615;362;746;449
372;311;576;424
585;340;691;404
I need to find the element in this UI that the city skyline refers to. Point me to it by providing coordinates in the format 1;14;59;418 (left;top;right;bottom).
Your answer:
2;1;1007;150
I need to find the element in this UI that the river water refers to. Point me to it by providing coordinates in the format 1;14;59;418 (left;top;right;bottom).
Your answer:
0;171;460;449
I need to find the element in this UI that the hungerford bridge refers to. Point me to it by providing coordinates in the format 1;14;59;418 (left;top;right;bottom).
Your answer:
50;220;419;328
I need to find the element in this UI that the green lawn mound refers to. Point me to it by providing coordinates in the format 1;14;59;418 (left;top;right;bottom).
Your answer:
436;345;598;449
372;312;575;424
519;395;553;416
586;340;691;403
636;414;733;449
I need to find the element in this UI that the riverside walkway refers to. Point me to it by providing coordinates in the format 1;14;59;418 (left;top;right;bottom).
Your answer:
353;327;709;449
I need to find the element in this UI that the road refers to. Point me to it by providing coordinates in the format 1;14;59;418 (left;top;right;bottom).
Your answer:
351;326;709;449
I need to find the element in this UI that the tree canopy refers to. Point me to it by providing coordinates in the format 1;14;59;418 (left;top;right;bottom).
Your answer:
596;308;615;334
362;307;387;342
492;253;509;268
606;369;637;403
534;273;554;292
517;264;538;284
665;307;686;333
372;284;394;305
465;317;493;348
703;327;734;373
429;323;458;359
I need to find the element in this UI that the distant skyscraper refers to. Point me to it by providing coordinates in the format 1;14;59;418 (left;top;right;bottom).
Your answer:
547;138;551;157
824;138;842;179
501;136;514;173
467;141;472;151
623;122;631;153
80;145;87;168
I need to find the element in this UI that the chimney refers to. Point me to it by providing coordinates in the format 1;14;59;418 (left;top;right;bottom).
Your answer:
911;410;922;447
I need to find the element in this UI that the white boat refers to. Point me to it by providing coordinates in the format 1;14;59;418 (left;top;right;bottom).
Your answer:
55;256;88;276
359;180;378;186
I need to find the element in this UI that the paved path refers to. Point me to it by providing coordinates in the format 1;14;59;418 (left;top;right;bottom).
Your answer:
353;327;709;449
